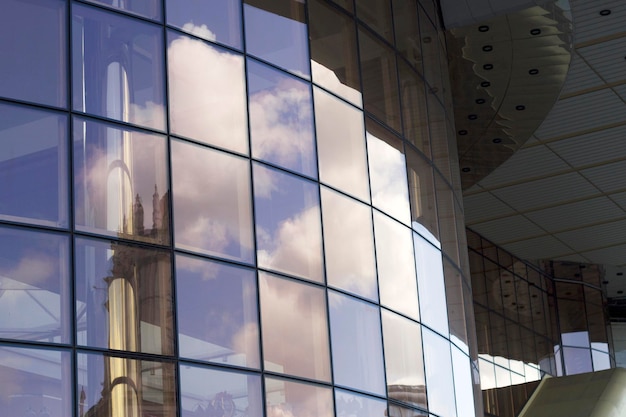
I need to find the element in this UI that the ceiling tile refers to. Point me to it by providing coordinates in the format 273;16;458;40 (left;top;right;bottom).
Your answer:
526;196;625;232
560;52;604;95
570;0;626;44
578;36;626;83
463;192;517;224
580;243;626;267
554;219;626;252
611;192;626;210
501;235;573;260
471;215;545;243
491;172;598;211
548;124;626;167
581;160;626;193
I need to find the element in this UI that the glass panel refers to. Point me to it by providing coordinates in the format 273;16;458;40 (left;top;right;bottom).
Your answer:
445;260;468;350
419;8;443;102
308;0;362;106
168;31;248;154
321;187;377;300
0;345;71;417
259;272;331;381
452;347;476;417
0;103;68;227
167;0;242;48
435;174;459;264
0;0;66;107
563;347;593;375
393;0;422;70
75;237;174;355
83;0;161;20
374;211;419;319
77;351;176;417
172;139;254;264
399;63;430;157
428;94;451;181
265;377;333;417
406;147;438;245
248;59;317;177
387;403;428;417
176;254;260;368
355;0;393;42
358;28;401;132
0;226;70;343
422;329;456;417
382;310;426;408
335;389;387;417
328;291;385;395
415;235;448;336
72;4;165;130
366;119;411;225
244;0;310;78
591;349;610;371
180;364;263;417
254;164;323;282
74;117;169;245
314;87;370;202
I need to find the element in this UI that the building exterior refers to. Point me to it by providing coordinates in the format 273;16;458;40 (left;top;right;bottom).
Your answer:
0;1;622;417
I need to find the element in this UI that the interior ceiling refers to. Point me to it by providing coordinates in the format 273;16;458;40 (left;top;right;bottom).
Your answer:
459;0;626;295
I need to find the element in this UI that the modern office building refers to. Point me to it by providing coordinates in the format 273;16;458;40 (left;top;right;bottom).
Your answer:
0;1;624;417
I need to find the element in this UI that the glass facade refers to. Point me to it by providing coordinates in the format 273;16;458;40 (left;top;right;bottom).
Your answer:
0;1;478;417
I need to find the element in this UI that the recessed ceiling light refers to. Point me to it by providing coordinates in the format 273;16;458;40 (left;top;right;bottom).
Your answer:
476;98;486;104
516;105;526;111
529;69;539;75
462;167;471;172
599;9;611;16
483;64;493;70
618;290;624;294
482;45;493;52
458;129;468;135
479;25;489;32
481;81;491;88
492;138;502;143
530;28;541;35
468;114;478;120
617;272;623;276
603;280;609;284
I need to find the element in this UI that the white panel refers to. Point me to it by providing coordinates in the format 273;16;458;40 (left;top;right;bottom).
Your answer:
491;172;598;211
560;52;605;95
611;192;626;210
614;84;626;102
581;160;626;193
463;192;517;224
472;215;545;243
555;219;626;252
478;145;569;188
578;37;626;83
549;125;626;167
525;197;625;232
570;0;626;44
501;235;573;260
535;89;625;139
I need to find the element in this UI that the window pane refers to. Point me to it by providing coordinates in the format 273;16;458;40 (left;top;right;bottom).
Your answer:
406;147;439;246
321;187;377;301
0;226;70;343
168;0;241;47
393;0;422;71
248;59;317;177
374;212;419;319
452;347;476;417
382;310;426;408
265;377;333;417
72;4;166;130
168;32;248;154
0;0;66;107
75;237;174;355
83;0;162;21
77;352;177;417
254;164;323;282
314;87;370;202
0;345;71;417
74;117;170;245
329;291;385;395
172;140;254;264
355;0;393;42
563;347;592;375
358;28;401;132
400;62;431;157
176;254;260;368
180;364;262;417
422;329;456;417
308;0;362;106
0;103;68;227
335;389;387;417
244;0;310;78
366;119;411;225
415;235;449;336
260;273;331;382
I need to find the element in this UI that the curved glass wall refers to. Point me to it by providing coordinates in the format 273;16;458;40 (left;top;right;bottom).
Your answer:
0;1;479;417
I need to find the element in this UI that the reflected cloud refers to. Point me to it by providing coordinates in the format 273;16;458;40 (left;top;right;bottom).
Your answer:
181;22;217;41
311;60;362;107
1;253;56;286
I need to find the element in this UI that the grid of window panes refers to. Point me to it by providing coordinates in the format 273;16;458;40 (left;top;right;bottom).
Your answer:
0;1;478;417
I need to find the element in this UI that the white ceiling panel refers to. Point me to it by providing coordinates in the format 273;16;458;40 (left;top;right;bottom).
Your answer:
463;192;517;224
581;160;626;193
534;89;625;139
553;253;591;263
578;37;626;83
491;172;598;211
478;145;569;188
611;192;626;210
548;124;626;167
570;0;626;44
471;215;545;243
580;244;626;267
614;84;626;101
560;53;605;95
502;235;573;260
554;219;626;252
525;196;625;232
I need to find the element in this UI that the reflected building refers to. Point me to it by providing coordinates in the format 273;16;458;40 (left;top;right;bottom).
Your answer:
0;1;621;417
